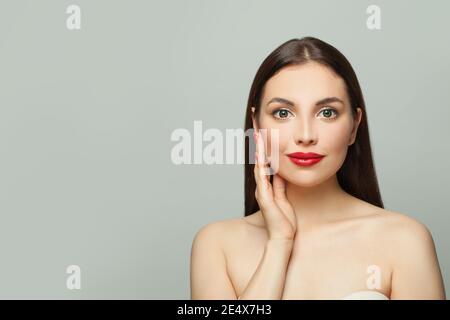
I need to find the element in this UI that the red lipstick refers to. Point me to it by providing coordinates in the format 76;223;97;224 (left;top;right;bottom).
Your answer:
286;152;325;167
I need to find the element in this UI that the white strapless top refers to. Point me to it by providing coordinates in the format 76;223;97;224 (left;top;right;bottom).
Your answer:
237;290;390;300
341;290;389;300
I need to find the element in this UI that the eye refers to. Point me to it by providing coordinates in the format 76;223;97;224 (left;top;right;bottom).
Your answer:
318;108;339;119
272;108;294;119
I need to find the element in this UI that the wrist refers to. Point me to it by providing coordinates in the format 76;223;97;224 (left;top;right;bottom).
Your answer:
267;238;294;247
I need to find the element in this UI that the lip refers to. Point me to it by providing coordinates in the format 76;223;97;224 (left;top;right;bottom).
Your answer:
287;156;324;167
286;152;325;159
286;152;325;167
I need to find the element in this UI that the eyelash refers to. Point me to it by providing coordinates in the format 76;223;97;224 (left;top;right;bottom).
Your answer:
272;107;339;120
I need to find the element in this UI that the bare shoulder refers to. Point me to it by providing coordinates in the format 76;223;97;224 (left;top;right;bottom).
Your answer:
389;210;437;253
363;208;438;264
354;205;431;239
192;216;252;250
371;209;434;244
376;209;445;299
190;217;249;299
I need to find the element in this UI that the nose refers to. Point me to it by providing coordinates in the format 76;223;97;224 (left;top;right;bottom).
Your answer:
293;117;318;145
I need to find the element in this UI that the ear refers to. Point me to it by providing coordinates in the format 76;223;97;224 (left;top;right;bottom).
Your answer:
251;107;259;131
349;107;362;146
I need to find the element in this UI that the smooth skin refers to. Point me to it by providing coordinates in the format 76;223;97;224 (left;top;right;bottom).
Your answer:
190;62;446;300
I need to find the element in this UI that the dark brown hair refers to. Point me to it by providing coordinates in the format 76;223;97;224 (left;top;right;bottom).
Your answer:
244;37;384;216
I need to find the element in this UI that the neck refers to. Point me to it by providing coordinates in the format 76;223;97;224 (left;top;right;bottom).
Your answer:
285;174;352;230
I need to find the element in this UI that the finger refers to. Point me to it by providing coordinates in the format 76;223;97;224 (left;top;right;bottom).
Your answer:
272;174;296;229
257;144;271;198
254;148;273;208
255;152;279;223
254;151;268;192
253;151;264;202
273;173;294;210
256;130;271;179
253;131;262;186
272;174;287;201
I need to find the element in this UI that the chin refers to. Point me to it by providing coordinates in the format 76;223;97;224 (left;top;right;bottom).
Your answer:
285;176;326;187
277;158;339;187
277;168;328;187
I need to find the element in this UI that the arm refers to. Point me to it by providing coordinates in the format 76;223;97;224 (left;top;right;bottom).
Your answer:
190;128;297;300
390;218;446;299
190;222;294;300
190;222;237;299
238;238;293;300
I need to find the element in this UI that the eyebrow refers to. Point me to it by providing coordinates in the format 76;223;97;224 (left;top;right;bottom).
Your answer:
266;96;344;107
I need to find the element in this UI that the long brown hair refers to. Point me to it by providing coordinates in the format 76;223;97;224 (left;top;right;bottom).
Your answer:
244;37;384;216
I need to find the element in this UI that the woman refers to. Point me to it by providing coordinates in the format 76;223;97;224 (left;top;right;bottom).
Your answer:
190;37;446;300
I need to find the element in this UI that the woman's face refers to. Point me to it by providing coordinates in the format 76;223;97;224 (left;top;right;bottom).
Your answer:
252;62;362;187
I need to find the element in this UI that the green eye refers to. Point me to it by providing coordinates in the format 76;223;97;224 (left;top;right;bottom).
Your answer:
272;108;339;120
319;108;338;119
272;109;293;119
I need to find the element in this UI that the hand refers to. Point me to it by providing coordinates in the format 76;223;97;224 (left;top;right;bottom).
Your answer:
253;129;297;240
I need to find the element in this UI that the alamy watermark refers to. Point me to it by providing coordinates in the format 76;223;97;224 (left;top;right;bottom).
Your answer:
170;121;280;174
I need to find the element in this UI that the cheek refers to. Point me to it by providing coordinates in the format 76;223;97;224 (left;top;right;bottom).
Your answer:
322;124;351;152
263;125;291;158
318;123;353;172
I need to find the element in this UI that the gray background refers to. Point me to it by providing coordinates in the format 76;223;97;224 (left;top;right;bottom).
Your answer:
0;0;448;299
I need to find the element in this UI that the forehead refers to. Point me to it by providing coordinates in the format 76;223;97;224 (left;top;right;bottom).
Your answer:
262;62;349;105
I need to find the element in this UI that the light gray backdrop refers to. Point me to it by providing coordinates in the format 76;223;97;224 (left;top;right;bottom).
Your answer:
0;0;448;299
